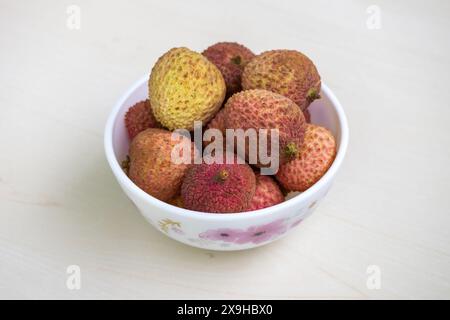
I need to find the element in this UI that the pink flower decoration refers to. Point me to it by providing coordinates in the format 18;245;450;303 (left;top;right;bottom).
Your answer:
199;228;243;242
199;219;288;245
236;219;287;244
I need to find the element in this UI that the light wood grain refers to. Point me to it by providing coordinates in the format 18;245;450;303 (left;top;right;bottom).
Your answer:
0;0;449;299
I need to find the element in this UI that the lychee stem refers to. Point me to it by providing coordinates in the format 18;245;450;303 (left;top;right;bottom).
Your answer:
230;56;242;65
306;88;321;101
284;142;298;159
215;169;229;182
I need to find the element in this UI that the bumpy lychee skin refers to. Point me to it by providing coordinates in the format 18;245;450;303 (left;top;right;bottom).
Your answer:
202;42;255;96
276;124;336;192
247;174;284;211
242;50;321;110
125;99;161;140
224;89;306;166
129;128;193;201
181;160;256;213
149;47;226;131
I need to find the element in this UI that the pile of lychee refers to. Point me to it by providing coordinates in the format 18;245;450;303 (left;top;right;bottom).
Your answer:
123;42;337;214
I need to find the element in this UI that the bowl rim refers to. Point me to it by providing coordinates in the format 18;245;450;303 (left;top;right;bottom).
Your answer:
104;75;349;221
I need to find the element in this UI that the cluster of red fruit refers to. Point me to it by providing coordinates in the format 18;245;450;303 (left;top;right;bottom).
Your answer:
123;42;336;214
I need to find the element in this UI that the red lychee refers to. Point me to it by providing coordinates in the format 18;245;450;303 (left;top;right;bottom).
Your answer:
276;124;336;191
247;174;284;211
125;99;160;140
181;158;256;213
223;89;306;166
203;42;255;96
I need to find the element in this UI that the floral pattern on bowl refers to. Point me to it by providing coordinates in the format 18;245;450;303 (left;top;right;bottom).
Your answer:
150;202;312;249
199;218;301;245
158;218;184;235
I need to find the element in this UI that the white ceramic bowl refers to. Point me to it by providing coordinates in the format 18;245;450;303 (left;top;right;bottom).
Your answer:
104;75;348;251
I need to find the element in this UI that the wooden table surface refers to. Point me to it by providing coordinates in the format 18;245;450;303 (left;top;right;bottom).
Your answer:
1;0;449;299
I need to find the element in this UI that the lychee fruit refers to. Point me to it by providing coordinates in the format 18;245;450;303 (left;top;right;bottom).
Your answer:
129;128;194;201
181;157;256;213
276;124;336;192
247;174;284;211
202;42;255;96
242;50;321;110
223;89;306;166
125;99;160;140
149;47;226;131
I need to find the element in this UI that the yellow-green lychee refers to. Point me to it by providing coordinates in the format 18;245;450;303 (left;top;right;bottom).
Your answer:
242;50;321;110
149;47;226;131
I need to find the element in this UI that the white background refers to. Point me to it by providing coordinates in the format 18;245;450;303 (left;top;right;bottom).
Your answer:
1;0;449;299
